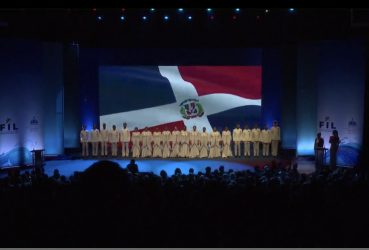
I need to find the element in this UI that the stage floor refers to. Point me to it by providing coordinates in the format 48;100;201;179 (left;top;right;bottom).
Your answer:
1;156;316;179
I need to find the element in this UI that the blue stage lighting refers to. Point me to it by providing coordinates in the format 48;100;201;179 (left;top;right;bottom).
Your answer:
150;8;155;12
142;16;147;20
188;15;192;20
178;8;184;12
97;16;102;21
289;8;295;12
120;15;125;21
164;15;169;20
207;8;212;12
235;8;240;12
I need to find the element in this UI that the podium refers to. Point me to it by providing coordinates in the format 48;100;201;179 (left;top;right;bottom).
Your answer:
31;149;45;167
315;147;328;166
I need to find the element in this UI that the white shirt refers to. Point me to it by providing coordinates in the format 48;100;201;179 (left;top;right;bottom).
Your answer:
210;131;221;145
91;129;100;142
171;130;180;143
162;131;171;143
251;128;261;142
189;131;200;144
242;129;252;142
153;131;162;145
131;131;141;144
271;126;281;140
222;130;232;145
232;128;243;142
109;130;119;143
100;129;109;142
120;128;131;142
180;131;189;143
80;130;89;142
261;129;272;143
200;132;209;145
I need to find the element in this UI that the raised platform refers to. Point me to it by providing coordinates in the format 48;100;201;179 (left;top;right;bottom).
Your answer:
0;155;303;179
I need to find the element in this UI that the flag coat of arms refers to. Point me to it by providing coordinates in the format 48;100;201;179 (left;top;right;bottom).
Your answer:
99;66;262;131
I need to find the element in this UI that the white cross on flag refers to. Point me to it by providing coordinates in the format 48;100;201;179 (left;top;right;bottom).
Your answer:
99;66;262;131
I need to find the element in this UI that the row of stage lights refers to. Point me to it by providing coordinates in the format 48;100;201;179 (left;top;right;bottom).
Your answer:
93;8;296;22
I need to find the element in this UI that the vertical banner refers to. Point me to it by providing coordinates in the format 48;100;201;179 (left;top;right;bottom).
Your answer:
0;39;44;167
0;115;43;167
317;40;365;166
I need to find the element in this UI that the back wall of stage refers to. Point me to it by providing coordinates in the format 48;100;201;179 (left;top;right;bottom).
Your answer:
0;39;366;166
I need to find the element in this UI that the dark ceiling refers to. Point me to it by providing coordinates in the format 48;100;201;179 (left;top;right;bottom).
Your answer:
0;8;368;48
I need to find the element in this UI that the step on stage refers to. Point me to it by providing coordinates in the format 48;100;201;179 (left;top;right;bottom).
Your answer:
38;154;303;178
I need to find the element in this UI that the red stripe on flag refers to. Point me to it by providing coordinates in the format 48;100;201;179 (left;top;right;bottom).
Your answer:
178;66;262;99
134;120;185;134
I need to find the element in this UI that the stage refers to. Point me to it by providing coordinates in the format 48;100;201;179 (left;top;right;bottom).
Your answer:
0;155;318;179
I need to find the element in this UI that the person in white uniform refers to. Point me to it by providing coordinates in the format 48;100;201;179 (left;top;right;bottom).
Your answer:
141;127;153;158
100;123;109;156
152;128;162;158
232;123;243;157
131;127;141;158
90;124;100;157
162;127;171;158
221;126;233;158
170;127;180;158
251;124;261;157
80;125;89;157
209;127;221;158
109;125;119;157
270;120;281;157
119;122;131;157
199;127;209;158
179;126;189;158
261;125;272;157
242;124;252;157
189;126;200;158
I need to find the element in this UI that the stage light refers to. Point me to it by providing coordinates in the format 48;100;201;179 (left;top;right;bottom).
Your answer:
120;15;125;21
142;16;147;20
92;8;97;12
289;8;295;12
150;8;155;12
164;15;169;20
265;9;269;13
178;8;184;12
97;16;102;21
207;8;212;13
187;15;192;20
235;8;240;12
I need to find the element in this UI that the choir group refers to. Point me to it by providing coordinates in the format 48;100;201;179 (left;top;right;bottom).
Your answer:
80;121;281;159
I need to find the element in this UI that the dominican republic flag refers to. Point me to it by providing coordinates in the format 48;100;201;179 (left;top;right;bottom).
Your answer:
99;66;262;131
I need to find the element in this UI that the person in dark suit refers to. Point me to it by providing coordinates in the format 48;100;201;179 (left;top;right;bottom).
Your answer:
329;130;340;169
314;132;325;167
126;159;139;174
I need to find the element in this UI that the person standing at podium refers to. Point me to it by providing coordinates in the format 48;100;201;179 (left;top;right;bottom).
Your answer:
314;132;325;166
329;130;340;169
80;125;89;157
